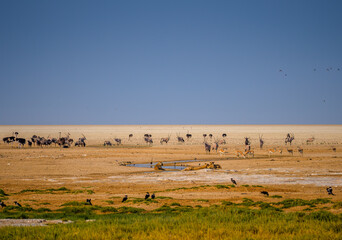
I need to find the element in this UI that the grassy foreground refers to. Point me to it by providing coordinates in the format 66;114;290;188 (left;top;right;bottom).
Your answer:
1;205;342;240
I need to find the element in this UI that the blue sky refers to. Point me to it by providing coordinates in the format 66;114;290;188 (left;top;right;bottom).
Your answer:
1;0;341;124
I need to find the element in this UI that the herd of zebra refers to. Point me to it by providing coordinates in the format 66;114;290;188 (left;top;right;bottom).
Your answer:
2;132;87;148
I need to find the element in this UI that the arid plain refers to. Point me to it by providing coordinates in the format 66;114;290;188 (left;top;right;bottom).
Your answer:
0;125;341;214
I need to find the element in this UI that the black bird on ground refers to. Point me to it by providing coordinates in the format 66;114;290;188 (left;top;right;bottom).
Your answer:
151;193;155;199
261;191;269;196
14;201;22;207
326;187;335;195
145;192;150;200
0;201;6;208
231;178;237;185
122;195;128;202
86;199;92;205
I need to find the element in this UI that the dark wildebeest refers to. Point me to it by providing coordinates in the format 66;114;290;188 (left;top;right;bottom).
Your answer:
261;191;269;196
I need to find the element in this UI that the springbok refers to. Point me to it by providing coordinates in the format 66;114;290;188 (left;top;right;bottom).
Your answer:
306;137;315;145
287;149;294;155
236;150;246;158
297;147;304;156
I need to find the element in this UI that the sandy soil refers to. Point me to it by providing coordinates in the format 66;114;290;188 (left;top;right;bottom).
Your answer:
0;125;341;213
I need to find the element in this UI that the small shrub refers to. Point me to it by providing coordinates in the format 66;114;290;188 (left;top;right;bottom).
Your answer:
170;202;181;207
270;195;283;199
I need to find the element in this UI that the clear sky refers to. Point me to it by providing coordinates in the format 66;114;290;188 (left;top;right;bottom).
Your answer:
1;0;341;125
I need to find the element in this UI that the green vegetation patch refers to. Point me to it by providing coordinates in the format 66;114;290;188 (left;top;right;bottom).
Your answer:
0;189;9;197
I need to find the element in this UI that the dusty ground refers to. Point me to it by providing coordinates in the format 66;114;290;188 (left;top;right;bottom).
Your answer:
0;125;341;214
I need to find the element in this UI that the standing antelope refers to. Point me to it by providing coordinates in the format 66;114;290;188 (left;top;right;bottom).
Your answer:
75;134;86;147
259;135;264;149
160;135;170;144
285;133;295;145
306;137;315;145
297;147;304;156
287;149;294;155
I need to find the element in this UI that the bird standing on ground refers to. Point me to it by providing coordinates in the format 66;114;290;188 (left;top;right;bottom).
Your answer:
151;193;155;199
122;195;128;202
0;201;6;208
14;201;22;207
231;178;237;185
326;187;334;195
145;192;150;200
86;199;92;205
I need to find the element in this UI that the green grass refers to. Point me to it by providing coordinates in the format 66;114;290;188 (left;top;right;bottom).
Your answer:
0;189;9;197
14;187;94;195
0;206;341;239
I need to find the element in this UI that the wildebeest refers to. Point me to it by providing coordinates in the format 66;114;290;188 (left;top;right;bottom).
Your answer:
261;191;269;196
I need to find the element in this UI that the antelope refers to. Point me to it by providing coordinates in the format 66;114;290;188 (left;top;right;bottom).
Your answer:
306;137;315;145
285;133;295;145
236;150;246;158
219;148;227;155
160;135;170;144
287;149;294;155
297;147;304;156
268;148;276;157
75;134;86;147
244;150;254;158
259;134;264;149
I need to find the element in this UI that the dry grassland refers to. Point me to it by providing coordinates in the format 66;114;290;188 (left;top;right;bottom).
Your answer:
0;125;341;213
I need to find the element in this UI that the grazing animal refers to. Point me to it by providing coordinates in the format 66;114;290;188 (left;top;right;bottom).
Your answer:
306;137;315;145
154;162;165;171
160;135;170;144
151;193;155;199
0;201;6;208
231;178;237;185
287;149;294;155
104;141;112;146
285;133;295;145
145;192;150;200
326;187;334;195
86;199;92;205
261;191;269;196
297;147;304;156
122;195;128;202
236;150;246;158
14;201;22;207
204;143;211;153
244;150;254;158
